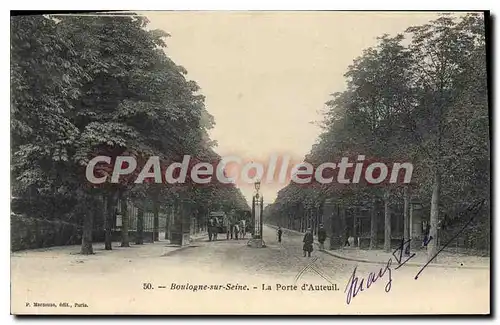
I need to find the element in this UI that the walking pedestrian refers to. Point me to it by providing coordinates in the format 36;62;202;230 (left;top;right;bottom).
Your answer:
277;227;283;243
303;228;314;257
318;224;327;250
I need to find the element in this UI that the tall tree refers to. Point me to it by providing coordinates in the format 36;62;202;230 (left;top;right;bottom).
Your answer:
405;14;487;261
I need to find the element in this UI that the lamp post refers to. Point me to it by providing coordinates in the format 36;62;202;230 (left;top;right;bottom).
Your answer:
254;180;262;240
248;179;265;248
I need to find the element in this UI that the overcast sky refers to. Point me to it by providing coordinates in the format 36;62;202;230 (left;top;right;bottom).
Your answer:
143;11;450;205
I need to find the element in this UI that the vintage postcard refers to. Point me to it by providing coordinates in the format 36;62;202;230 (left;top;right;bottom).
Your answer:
10;10;491;315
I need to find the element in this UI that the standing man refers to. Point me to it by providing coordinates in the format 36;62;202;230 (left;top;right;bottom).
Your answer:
213;218;219;241
208;218;214;241
240;220;246;239
277;227;283;243
303;228;314;257
318;224;327;250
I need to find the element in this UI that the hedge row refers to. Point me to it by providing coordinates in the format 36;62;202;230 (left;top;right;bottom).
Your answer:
11;214;81;252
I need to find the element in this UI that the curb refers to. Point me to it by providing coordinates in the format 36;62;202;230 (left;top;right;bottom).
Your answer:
161;244;194;256
268;224;489;270
191;233;209;242
162;233;208;256
161;234;208;256
320;248;489;270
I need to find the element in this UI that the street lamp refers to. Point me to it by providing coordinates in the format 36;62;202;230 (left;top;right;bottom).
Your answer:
248;179;265;248
254;179;261;240
255;179;261;192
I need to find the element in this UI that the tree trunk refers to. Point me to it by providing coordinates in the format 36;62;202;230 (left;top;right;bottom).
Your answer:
120;194;130;247
165;204;171;240
153;200;159;241
179;200;185;243
384;189;391;252
428;170;440;262
403;186;411;256
105;190;118;250
329;203;340;250
136;203;144;245
102;193;108;245
340;205;346;246
304;209;308;231
81;203;94;255
259;197;264;239
369;196;377;250
313;208;317;235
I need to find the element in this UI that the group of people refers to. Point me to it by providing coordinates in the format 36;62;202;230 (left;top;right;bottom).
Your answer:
226;222;246;240
276;224;327;258
207;218;247;242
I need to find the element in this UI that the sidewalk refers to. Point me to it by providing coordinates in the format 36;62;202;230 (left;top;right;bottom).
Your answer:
11;232;208;259
266;224;489;270
326;247;490;270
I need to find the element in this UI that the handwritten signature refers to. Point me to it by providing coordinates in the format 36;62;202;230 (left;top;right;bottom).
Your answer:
344;199;485;305
344;258;393;305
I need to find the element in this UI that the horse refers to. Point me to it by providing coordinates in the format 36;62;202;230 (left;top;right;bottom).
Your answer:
239;220;246;239
234;224;240;240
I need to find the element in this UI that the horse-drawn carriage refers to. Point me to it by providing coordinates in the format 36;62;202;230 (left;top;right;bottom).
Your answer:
207;211;225;241
208;211;228;234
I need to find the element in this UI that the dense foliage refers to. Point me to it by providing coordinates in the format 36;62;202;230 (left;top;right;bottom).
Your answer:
11;14;249;253
265;14;490;257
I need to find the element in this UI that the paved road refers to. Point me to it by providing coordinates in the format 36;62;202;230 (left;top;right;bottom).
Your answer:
164;225;349;282
11;225;490;314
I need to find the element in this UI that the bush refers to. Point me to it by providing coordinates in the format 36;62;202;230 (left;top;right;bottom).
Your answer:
11;214;81;252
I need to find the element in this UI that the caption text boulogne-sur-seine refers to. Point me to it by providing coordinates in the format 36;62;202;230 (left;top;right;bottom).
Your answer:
167;283;339;292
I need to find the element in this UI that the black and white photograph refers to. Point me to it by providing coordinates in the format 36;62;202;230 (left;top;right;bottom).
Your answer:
9;10;491;315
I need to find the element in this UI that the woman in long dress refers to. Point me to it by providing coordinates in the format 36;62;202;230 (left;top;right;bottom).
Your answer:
303;228;314;257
